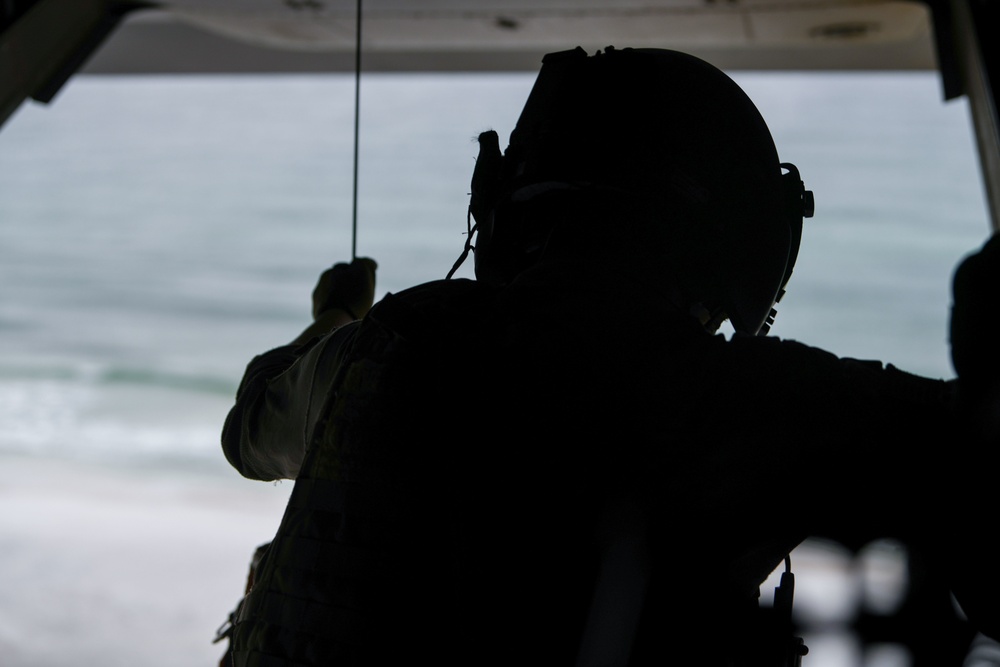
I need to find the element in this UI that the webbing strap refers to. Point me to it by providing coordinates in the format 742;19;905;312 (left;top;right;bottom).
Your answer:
575;498;651;667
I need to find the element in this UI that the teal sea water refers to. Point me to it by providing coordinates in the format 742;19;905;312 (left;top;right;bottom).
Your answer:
0;71;990;470
0;71;992;666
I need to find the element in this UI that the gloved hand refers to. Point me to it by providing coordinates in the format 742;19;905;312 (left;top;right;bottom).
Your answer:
950;233;1000;385
311;257;378;321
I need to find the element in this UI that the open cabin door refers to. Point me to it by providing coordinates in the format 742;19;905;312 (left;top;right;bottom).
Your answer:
0;2;998;664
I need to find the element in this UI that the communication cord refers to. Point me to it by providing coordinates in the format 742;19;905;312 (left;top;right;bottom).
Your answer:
351;0;362;260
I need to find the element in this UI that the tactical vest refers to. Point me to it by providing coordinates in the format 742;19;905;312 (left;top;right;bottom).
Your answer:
227;278;602;666
225;274;824;667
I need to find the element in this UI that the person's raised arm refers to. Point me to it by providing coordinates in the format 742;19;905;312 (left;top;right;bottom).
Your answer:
223;257;378;480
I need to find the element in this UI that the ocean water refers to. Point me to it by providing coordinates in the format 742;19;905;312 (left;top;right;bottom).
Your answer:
0;71;991;666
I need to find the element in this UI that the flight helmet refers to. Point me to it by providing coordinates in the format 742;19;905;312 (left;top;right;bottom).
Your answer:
466;46;813;336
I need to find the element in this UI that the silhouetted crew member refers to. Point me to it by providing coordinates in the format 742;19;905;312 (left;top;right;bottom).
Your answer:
221;46;1000;666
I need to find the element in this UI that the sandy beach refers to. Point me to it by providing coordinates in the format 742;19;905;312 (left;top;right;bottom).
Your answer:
0;451;883;667
0;454;292;667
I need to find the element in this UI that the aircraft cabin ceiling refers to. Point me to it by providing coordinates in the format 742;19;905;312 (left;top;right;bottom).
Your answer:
79;0;939;74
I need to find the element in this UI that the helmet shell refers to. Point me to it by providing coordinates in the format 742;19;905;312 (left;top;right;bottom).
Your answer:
474;46;801;335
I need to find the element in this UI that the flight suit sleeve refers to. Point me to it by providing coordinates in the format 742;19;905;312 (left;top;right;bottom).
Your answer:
222;322;360;481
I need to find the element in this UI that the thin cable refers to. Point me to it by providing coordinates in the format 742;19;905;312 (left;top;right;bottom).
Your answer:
351;0;362;260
